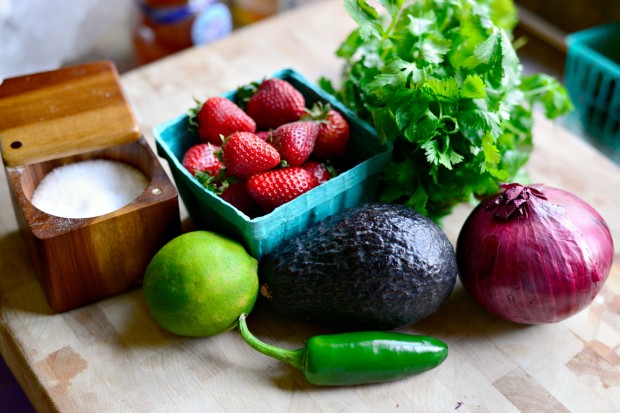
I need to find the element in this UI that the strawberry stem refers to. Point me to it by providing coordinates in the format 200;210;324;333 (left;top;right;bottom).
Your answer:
235;80;262;109
187;97;204;131
302;101;331;124
195;170;230;195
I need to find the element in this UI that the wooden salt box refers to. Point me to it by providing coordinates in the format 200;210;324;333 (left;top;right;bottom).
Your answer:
0;61;181;312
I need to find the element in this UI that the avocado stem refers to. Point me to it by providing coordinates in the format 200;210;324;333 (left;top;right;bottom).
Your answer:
238;313;305;371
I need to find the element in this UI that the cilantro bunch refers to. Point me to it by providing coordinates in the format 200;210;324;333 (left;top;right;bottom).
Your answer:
321;0;572;221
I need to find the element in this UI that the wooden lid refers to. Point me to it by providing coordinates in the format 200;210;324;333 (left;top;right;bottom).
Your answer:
0;61;141;167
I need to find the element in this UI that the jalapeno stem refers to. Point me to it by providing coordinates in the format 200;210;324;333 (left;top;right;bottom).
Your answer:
238;313;305;371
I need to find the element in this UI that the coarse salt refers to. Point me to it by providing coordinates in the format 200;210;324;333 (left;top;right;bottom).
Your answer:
31;159;149;218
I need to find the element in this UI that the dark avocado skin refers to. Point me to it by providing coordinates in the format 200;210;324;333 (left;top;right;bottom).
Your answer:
260;203;458;330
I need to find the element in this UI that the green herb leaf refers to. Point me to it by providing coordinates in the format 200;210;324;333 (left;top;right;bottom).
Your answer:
343;0;382;41
461;75;487;99
425;78;460;101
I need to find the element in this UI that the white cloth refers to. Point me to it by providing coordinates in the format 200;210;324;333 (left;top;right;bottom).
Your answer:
0;0;134;80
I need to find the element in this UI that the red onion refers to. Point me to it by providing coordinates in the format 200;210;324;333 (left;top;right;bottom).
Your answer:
456;183;614;324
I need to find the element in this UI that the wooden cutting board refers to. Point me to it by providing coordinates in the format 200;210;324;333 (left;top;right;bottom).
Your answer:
0;1;619;412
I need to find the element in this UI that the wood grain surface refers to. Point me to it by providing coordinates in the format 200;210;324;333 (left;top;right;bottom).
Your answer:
0;1;619;412
0;62;141;168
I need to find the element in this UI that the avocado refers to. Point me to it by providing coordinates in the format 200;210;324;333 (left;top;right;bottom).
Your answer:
259;203;458;330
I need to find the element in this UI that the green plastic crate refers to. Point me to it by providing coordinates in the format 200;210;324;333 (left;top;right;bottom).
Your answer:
154;68;392;259
565;21;620;147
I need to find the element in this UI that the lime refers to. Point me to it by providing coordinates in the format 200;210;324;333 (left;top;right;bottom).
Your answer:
143;231;258;337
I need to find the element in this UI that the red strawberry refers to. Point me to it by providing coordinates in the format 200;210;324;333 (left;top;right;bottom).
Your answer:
303;103;350;159
244;78;306;129
246;167;317;213
255;130;272;141
221;132;280;179
193;170;256;215
220;181;256;216
269;121;319;167
182;143;223;176
192;96;256;145
301;160;334;186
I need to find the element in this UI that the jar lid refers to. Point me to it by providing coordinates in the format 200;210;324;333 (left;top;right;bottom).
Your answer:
0;61;141;168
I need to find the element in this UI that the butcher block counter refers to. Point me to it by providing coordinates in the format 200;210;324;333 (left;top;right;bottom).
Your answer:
1;1;619;412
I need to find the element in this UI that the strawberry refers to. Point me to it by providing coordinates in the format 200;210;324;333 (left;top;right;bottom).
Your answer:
182;143;223;176
269;120;319;167
247;167;317;213
303;102;350;159
301;160;334;186
221;132;280;179
219;181;256;216
255;130;272;141
243;78;306;129
191;96;256;145
194;171;256;216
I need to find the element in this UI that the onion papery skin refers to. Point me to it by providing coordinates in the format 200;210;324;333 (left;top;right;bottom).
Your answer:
456;183;614;324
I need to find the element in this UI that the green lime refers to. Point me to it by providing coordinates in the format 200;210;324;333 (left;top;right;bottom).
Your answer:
143;231;258;337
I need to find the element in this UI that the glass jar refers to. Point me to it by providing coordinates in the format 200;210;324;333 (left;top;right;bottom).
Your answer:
133;0;232;65
229;0;277;27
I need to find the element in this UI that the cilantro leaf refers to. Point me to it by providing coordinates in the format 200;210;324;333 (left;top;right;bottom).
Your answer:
473;30;500;65
520;73;574;118
425;78;460;101
461;75;487;99
343;0;382;41
408;16;432;36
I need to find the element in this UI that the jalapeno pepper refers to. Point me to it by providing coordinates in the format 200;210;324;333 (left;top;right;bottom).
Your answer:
237;313;448;386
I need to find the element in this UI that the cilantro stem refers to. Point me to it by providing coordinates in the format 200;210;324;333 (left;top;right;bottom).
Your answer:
503;121;526;136
380;1;406;44
521;84;555;97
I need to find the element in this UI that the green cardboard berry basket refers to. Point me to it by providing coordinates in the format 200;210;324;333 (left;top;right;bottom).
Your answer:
154;68;393;259
565;21;620;147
